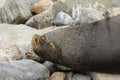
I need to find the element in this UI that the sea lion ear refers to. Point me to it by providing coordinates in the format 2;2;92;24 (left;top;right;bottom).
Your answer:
39;35;47;44
50;43;55;48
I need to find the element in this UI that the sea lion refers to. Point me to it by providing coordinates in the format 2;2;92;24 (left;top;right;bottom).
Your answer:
32;14;120;71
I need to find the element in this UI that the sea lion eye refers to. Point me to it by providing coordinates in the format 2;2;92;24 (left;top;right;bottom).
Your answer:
49;43;55;48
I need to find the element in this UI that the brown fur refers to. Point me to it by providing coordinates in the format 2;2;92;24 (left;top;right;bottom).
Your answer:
31;14;120;72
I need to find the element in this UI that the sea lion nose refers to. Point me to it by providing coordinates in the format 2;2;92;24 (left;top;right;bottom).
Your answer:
31;34;40;49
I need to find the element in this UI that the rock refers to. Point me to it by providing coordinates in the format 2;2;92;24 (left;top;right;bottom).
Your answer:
53;0;120;25
91;72;120;80
72;6;104;25
0;59;50;80
26;9;54;29
53;11;74;26
32;14;120;71
0;0;32;24
0;24;61;61
0;43;23;61
24;0;39;9
43;61;58;74
43;61;72;74
31;0;53;15
50;72;66;80
72;74;90;80
67;72;73;80
59;0;120;9
103;7;120;19
25;16;37;28
52;1;72;16
26;0;74;29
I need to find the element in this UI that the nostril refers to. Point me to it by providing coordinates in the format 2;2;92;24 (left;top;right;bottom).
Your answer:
35;38;38;43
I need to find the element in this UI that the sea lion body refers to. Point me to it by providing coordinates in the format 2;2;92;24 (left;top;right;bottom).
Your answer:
32;14;120;71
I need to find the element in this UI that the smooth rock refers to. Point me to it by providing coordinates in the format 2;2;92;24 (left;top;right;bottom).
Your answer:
50;72;66;80
31;0;53;14
72;74;91;80
0;24;61;61
53;11;74;26
91;72;120;80
0;0;32;24
0;59;50;80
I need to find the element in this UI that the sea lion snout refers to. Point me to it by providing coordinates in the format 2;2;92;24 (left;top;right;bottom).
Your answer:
31;34;48;47
31;34;63;63
31;34;40;50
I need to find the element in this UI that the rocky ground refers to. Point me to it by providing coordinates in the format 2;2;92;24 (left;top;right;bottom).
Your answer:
0;0;120;80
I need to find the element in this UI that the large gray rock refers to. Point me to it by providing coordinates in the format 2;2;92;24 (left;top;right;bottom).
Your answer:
0;0;32;24
0;59;50;80
0;24;63;61
91;72;120;80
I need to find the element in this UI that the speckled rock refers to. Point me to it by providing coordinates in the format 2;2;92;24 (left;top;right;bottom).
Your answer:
26;9;54;29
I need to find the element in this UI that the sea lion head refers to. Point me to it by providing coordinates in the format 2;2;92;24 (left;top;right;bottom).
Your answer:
31;34;63;63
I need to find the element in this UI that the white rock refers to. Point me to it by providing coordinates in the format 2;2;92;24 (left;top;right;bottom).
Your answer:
53;11;74;26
